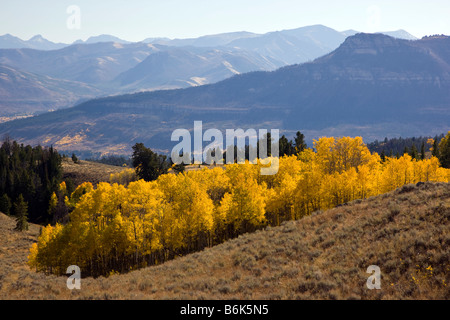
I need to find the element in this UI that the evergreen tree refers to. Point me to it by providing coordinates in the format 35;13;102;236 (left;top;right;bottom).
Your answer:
403;146;409;156
257;133;272;157
171;152;186;174
432;136;440;158
0;194;12;215
14;194;28;231
420;141;426;160
204;148;214;165
172;163;186;174
71;153;79;164
409;144;419;160
132;143;169;181
380;149;386;162
294;131;307;154
278;135;295;157
438;132;450;168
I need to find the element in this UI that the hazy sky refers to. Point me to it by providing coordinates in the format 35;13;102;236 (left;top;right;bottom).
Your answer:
1;0;450;43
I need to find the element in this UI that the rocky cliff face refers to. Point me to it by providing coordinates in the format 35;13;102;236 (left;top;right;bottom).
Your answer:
302;33;450;82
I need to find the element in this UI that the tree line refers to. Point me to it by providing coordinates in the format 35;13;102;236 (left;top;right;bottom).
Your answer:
367;134;446;161
131;131;307;178
3;130;450;233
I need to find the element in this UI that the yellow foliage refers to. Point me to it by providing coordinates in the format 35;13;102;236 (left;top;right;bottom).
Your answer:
59;181;67;196
65;182;94;209
218;169;267;237
48;192;58;214
109;168;137;186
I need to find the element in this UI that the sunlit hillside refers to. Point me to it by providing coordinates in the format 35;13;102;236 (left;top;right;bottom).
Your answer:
0;181;448;300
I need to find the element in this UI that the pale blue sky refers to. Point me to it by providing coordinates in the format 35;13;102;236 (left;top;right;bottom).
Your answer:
1;0;450;43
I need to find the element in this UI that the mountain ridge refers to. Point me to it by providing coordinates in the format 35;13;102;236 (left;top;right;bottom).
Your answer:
0;26;418;50
1;33;449;156
0;26;421;117
0;63;101;117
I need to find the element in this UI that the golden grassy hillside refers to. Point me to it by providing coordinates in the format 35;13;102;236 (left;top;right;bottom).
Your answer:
0;182;448;300
62;158;126;186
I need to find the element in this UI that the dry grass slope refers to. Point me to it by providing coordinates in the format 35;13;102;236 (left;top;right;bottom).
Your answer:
62;158;126;187
0;182;449;300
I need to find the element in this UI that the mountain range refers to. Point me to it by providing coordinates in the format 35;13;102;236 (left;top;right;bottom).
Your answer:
0;63;100;116
0;27;417;50
0;34;68;51
0;26;418;117
1;33;448;157
111;46;282;92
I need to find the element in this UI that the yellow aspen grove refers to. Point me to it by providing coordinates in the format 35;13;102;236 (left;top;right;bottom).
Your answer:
28;137;450;277
123;180;163;266
314;136;373;174
218;170;267;238
156;172;215;256
293;149;324;217
28;223;65;274
265;155;303;225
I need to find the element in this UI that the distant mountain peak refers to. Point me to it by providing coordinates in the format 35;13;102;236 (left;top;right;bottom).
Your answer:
84;34;130;44
298;24;335;30
0;34;68;50
29;35;47;42
1;33;16;39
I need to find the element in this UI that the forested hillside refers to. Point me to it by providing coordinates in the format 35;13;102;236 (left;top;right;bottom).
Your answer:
28;137;450;277
0;138;62;223
367;134;445;158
